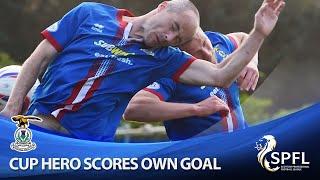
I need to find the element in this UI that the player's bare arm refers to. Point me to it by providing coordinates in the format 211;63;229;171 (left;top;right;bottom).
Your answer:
0;40;57;117
227;32;260;91
123;90;229;122
178;0;285;88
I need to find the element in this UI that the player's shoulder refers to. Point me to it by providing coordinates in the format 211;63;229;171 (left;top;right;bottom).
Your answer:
205;31;229;44
154;46;180;54
205;31;235;51
77;2;114;9
154;46;191;60
75;2;118;13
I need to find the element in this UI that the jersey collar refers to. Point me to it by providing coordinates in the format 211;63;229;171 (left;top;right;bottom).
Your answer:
123;22;133;40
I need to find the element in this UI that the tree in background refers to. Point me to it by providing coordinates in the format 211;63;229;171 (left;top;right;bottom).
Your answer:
0;52;17;68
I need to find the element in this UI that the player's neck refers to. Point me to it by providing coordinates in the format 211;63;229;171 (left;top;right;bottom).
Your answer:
211;54;218;64
123;9;157;42
123;16;144;40
209;44;217;64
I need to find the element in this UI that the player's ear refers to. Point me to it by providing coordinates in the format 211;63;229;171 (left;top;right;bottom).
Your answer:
157;1;169;12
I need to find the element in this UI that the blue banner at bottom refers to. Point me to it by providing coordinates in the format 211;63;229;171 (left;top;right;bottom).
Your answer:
1;103;319;179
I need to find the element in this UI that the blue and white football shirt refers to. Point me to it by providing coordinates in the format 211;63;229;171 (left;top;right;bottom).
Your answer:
27;2;196;141
144;32;247;141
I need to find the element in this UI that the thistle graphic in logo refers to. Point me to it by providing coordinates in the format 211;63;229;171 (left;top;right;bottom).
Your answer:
255;135;280;172
10;115;42;152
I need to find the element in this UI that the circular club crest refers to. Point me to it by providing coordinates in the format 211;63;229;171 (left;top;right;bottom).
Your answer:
10;128;36;152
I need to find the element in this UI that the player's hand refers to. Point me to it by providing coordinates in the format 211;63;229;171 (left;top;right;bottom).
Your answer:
194;96;229;117
237;61;259;91
254;0;286;37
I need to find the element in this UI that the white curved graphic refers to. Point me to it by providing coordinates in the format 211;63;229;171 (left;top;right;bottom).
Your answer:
255;135;280;172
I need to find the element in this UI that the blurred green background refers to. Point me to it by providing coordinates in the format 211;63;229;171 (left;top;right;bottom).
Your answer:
1;0;319;142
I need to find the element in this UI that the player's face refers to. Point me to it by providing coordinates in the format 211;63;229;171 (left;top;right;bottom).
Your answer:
142;10;198;48
179;31;214;62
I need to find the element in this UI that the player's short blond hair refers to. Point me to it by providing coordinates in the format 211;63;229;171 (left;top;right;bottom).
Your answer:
167;0;200;24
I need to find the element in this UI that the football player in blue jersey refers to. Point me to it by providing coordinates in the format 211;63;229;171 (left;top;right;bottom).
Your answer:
1;0;285;141
124;28;258;140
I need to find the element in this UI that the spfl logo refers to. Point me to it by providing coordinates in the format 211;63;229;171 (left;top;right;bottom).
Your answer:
10;115;42;152
255;135;310;172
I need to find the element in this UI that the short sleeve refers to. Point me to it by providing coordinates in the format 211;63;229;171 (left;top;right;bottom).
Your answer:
226;35;239;51
143;78;176;101
155;47;196;82
41;3;88;52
